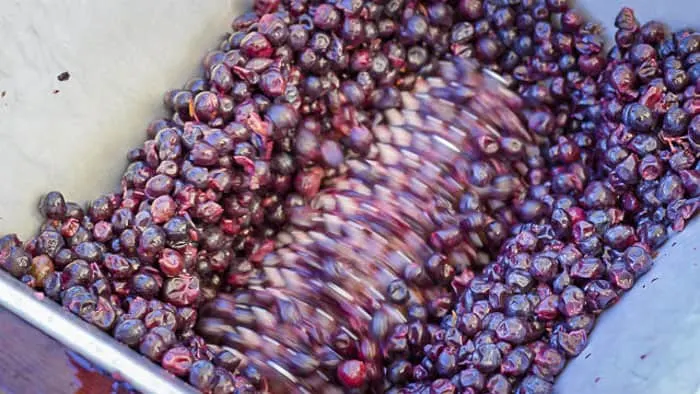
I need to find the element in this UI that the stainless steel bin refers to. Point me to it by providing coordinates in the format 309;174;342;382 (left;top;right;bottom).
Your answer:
0;1;697;393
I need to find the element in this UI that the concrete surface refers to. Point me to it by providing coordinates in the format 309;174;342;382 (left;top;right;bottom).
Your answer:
0;1;698;393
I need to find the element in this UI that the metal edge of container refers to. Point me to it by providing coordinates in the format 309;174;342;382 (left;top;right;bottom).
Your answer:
0;268;198;394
